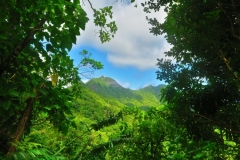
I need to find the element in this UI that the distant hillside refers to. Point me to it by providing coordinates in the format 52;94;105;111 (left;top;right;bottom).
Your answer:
85;76;166;109
139;84;166;97
74;82;125;122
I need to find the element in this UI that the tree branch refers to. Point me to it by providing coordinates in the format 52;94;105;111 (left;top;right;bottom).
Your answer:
218;49;240;82
87;0;94;11
14;17;47;56
218;3;240;41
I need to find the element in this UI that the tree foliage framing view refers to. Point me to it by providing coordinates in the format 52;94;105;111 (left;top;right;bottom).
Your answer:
0;0;116;156
1;0;240;159
143;0;240;159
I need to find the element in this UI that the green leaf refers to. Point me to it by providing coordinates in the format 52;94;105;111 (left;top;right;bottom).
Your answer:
193;152;205;159
203;142;216;150
1;101;11;110
0;34;7;40
71;121;77;129
41;111;48;117
167;153;184;159
168;146;176;152
8;89;19;97
46;44;53;52
60;123;69;135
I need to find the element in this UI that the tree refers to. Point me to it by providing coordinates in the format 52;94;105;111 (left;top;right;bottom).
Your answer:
142;0;240;158
0;0;117;155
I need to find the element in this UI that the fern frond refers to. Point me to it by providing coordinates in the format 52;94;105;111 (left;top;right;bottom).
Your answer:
3;148;66;160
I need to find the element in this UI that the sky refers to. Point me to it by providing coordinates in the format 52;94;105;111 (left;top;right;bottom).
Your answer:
69;0;171;90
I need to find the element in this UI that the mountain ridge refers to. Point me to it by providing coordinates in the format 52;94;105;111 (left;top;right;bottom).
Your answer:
85;75;165;91
84;76;166;109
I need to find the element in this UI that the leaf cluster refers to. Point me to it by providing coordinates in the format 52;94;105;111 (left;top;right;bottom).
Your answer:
143;0;240;158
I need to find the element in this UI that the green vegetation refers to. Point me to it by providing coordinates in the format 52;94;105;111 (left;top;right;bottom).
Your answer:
86;76;165;109
0;0;117;158
1;0;240;159
143;0;240;159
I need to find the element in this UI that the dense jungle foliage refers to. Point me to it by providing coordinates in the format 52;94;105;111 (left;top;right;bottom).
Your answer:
1;0;240;159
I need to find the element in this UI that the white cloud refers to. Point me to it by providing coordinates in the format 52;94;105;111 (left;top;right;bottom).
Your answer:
75;0;170;70
116;79;130;88
81;79;89;83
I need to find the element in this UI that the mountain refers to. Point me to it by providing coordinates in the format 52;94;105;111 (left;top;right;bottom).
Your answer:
74;82;125;122
139;84;166;97
86;76;139;99
86;76;123;89
85;76;166;109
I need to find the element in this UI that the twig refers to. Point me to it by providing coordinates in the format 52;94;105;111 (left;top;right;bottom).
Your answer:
194;114;220;124
81;0;85;6
219;49;240;81
9;73;16;80
217;3;240;41
87;0;94;11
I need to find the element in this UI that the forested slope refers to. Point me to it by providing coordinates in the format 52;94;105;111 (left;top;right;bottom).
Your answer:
85;76;165;109
20;79;165;159
2;0;240;159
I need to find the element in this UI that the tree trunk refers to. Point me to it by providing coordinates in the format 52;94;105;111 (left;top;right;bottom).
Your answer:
0;17;46;77
7;98;34;155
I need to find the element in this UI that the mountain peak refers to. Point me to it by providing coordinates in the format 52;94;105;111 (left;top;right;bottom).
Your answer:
84;76;166;109
144;85;153;88
87;76;122;88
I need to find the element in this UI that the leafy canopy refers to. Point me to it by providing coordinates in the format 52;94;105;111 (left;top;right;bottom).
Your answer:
142;0;240;158
0;0;117;155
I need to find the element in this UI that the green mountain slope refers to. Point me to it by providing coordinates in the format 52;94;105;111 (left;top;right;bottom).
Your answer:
74;82;125;122
139;84;166;96
85;76;166;109
27;78;166;159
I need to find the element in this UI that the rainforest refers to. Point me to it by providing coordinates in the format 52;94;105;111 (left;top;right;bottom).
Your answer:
1;0;240;159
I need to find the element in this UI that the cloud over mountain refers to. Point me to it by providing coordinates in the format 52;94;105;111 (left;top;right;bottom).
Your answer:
74;0;170;70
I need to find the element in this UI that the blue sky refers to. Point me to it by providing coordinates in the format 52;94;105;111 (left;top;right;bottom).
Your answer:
69;1;171;89
69;46;163;89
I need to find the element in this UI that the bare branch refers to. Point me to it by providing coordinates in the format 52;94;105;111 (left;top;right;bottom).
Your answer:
87;0;94;11
14;17;47;56
218;49;240;82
